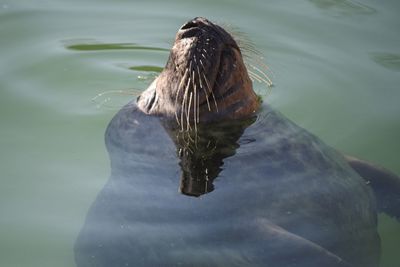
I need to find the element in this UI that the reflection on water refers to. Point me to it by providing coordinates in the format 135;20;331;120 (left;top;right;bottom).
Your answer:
370;53;400;71
164;117;256;197
75;103;381;267
309;0;376;15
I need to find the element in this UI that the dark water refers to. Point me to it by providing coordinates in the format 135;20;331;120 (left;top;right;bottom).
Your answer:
1;0;399;266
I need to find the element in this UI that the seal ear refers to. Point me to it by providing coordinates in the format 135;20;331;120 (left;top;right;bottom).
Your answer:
345;155;400;221
137;77;158;114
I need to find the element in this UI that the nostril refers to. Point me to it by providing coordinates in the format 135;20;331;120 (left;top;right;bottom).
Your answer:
180;20;198;30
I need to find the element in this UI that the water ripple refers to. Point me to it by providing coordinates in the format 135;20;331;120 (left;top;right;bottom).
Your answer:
64;40;169;52
370;52;400;71
129;65;163;73
309;0;376;15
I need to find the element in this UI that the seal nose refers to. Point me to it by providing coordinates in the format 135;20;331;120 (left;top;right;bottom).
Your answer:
180;17;209;30
177;17;211;40
180;20;198;30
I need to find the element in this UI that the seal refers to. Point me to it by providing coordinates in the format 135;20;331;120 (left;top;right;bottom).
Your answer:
75;17;400;267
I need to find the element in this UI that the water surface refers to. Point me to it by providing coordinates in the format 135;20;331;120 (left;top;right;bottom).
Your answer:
0;0;399;266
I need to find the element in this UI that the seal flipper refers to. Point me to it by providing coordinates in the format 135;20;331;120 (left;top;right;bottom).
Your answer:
253;219;352;267
345;155;400;220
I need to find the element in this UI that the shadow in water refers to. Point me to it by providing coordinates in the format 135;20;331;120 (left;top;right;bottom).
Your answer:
163;117;255;197
75;103;380;267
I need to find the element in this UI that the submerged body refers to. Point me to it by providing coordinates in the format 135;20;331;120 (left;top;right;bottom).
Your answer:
75;103;379;267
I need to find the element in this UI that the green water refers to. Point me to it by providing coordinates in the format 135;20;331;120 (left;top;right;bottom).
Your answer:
0;0;399;266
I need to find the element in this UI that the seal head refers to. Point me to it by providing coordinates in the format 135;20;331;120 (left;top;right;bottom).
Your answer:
137;17;259;127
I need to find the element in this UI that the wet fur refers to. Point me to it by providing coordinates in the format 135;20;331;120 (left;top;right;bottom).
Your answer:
137;17;259;130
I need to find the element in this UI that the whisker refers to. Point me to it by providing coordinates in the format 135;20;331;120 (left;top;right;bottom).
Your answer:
196;82;200;123
251;55;273;73
245;53;274;74
247;70;269;86
181;77;191;131
199;58;205;69
175;68;189;125
187;91;193;131
192;65;202;144
91;89;134;101
192;70;198;132
197;65;211;111
245;55;274;79
182;60;194;131
240;44;263;57
202;72;218;112
251;64;273;87
225;24;274;88
248;71;263;83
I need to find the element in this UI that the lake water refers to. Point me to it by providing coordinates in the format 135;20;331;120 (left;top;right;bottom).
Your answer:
0;0;399;266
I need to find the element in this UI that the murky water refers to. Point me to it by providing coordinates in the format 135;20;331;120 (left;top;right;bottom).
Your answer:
0;0;399;266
